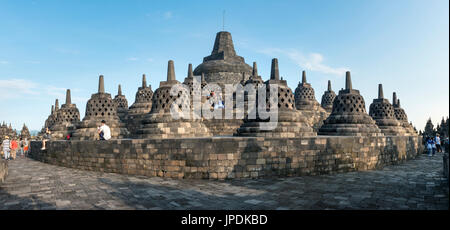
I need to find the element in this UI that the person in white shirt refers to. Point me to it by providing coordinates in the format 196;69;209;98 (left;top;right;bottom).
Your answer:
97;120;111;140
435;134;441;153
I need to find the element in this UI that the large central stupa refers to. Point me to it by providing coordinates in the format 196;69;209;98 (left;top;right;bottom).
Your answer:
193;31;252;85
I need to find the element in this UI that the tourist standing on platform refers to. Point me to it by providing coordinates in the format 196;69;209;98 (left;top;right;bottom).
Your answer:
41;127;52;150
1;136;11;160
431;137;436;156
23;138;29;157
19;138;24;157
10;138;18;160
426;137;433;157
97;120;111;140
435;134;441;153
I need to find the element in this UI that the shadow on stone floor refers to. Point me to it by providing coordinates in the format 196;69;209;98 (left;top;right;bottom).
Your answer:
96;176;280;210
0;189;55;210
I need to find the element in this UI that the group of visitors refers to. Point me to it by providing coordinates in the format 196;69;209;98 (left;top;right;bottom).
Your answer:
425;134;448;156
40;120;111;150
1;136;29;161
207;91;225;110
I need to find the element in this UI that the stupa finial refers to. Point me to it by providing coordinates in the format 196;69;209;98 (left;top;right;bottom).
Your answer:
65;89;71;105
98;75;105;93
378;84;384;99
327;80;332;91
51;105;54;115
252;62;258;77
270;58;280;80
397;99;401;108
302;71;307;84
167;60;176;81
55;99;59;111
187;63;193;79
118;84;122;96
345;71;352;90
393;92;397;106
142;74;147;88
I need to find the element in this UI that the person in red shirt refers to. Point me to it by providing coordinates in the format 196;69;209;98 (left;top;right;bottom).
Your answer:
10;138;18;160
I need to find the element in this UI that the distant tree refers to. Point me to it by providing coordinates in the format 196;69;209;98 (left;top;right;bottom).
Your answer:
423;118;434;138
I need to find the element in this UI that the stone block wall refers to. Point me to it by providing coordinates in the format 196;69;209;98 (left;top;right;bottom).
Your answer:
0;159;8;183
444;153;449;181
30;135;422;179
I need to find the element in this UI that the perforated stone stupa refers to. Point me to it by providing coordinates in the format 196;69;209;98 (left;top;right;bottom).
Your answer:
43;99;59;132
138;60;211;139
321;80;336;113
236;58;316;138
193;32;250;135
294;71;329;132
126;74;154;135
72;75;129;140
113;84;128;122
318;72;382;136
20;124;31;139
193;31;252;85
368;84;406;136
51;89;81;139
392;92;417;135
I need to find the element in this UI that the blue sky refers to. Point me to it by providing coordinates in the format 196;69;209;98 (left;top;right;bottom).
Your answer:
0;0;448;131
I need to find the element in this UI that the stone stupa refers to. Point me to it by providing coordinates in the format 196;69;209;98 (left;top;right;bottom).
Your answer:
236;58;316;138
138;60;211;139
318;71;383;136
20;124;31;139
321;80;336;113
368;84;406;136
126;74;154;135
392;93;416;135
72;75;129;140
113;84;128;122
51;89;81;139
193;31;252;85
294;71;329;132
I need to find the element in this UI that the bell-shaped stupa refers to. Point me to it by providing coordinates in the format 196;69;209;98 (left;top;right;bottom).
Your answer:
321;80;336;113
72;75;129;140
392;93;417;135
193;31;252;85
368;84;406;136
126;74;154;135
236;58;316;137
51;89;81;139
20;124;31;139
294;71;329;132
138;60;211;138
113;84;128;122
318;72;383;136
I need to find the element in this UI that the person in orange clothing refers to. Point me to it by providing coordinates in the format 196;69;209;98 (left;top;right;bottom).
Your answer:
10;138;18;160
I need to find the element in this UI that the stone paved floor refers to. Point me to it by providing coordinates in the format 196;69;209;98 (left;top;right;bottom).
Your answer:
0;153;448;210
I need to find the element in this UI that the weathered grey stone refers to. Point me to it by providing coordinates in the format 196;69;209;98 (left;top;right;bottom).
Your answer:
193;31;252;85
393;93;417;136
237;59;316;138
321;80;336;113
369;84;407;136
138;60;212;139
51;89;81;139
294;71;330;132
0;159;7;183
113;84;128;122
319;72;383;136
72;75;129;140
126;74;154;135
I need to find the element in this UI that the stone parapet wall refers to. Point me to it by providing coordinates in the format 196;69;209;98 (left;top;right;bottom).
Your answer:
30;136;422;179
0;159;8;183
